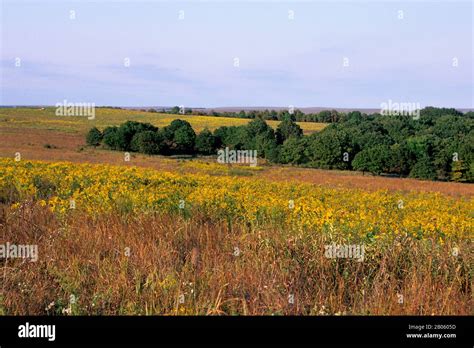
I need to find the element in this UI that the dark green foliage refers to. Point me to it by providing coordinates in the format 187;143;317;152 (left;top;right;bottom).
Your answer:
173;127;196;154
255;131;278;160
409;156;437;180
239;117;278;159
212;126;228;149
213;126;249;150
160;120;196;154
86;127;103;146
352;145;392;175
102;126;120;150
386;143;413;176
279;137;308;164
131;131;163;155
115;121;158;151
432;115;471;138
305;128;353;170
246;117;274;139
275;117;303;144
195;129;217;155
420;106;463;119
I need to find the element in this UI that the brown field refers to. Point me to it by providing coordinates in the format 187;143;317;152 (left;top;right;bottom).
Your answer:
1;202;471;315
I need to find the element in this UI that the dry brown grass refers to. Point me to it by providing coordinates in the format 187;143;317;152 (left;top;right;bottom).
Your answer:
262;166;474;198
1;201;471;315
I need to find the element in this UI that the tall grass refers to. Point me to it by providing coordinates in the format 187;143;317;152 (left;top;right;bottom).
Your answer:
1;201;471;315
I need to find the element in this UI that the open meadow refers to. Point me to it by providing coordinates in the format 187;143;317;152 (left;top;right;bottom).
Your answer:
0;107;326;134
1;2;473;345
0;108;472;315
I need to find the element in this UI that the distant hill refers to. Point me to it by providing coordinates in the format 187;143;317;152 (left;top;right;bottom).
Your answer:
124;106;474;114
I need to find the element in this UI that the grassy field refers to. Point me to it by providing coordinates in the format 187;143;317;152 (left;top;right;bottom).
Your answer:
0;107;326;134
0;159;472;315
0;108;472;315
1;126;473;197
0;107;472;197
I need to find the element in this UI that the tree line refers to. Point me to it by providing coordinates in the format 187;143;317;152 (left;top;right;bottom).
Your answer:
86;106;474;182
148;106;345;123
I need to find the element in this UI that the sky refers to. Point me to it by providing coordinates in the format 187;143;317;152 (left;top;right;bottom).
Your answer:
0;0;472;108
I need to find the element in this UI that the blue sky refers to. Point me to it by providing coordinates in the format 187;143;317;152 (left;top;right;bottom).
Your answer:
0;0;472;108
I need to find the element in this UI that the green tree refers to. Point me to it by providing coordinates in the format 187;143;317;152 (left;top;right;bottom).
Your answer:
86;127;103;146
213;126;248;150
255;131;278;160
305;128;352;169
173;126;196;154
386;142;413;176
246;117;273;137
159;120;196;154
243;117;275;150
131;131;163;155
279;137;308;164
409;156;437;180
352;145;391;175
275;117;303;144
346;111;364;123
432;115;472;138
114;121;158;151
195;129;217;155
102;126;120;150
318;110;332;123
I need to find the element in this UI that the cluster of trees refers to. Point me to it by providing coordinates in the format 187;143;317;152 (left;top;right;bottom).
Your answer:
274;107;473;182
87;107;473;182
86;117;283;158
87;120;199;155
271;107;472;182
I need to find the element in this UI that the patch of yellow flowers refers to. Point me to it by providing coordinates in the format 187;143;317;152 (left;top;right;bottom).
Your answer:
1;158;472;241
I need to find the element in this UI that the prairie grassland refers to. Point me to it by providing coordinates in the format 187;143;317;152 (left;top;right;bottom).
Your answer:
1;159;472;240
1;205;471;315
1;127;473;198
0;159;472;315
0;109;472;315
0;107;325;134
